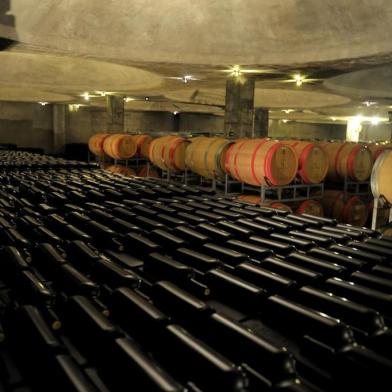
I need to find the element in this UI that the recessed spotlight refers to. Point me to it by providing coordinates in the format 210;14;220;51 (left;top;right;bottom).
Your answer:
145;97;149;101
38;102;48;106
82;92;90;101
282;119;289;123
124;97;135;102
282;109;294;114
173;111;179;115
362;101;377;107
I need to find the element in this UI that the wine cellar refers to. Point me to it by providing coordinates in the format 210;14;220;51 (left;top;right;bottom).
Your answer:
1;1;392;391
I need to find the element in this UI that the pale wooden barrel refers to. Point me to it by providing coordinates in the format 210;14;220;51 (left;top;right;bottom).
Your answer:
284;140;328;184
321;142;373;182
322;190;368;226
371;150;392;204
185;137;232;179
103;134;137;160
366;143;392;161
149;135;189;171
225;139;298;186
296;200;324;217
367;200;389;227
88;133;110;157
131;134;152;158
105;164;135;177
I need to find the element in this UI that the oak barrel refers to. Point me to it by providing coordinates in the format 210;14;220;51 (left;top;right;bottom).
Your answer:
105;164;136;177
131;134;152;158
296;200;324;217
185;137;233;179
321;142;373;182
148;135;189;171
88;133;110;157
103;134;137;160
284;141;328;184
371;149;392;204
225;139;298;186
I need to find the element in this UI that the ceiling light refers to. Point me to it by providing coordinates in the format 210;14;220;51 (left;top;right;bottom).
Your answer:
282;119;289;123
173;111;179;115
183;75;193;83
362;101;377;107
293;74;305;87
98;91;107;97
68;104;81;112
145;97;149;101
124;97;135;102
371;116;380;125
38;102;48;106
282;109;294;114
331;117;337;121
82;92;90;101
231;65;242;78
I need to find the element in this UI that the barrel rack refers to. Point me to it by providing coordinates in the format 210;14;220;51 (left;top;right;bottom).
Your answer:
371;197;392;230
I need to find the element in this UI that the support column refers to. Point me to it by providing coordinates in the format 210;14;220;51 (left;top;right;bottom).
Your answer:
253;107;269;138
106;95;124;132
53;104;66;154
388;112;392;141
224;78;255;139
346;117;362;142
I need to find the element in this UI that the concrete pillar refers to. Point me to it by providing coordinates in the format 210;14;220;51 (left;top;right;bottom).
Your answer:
346;117;362;142
224;78;255;138
106;95;124;132
53;104;66;154
388;112;392;141
253;108;269;138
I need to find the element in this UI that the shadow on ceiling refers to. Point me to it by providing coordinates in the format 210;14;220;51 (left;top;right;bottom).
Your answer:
0;0;17;50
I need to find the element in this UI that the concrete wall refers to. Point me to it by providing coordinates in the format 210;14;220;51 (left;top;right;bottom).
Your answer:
179;113;224;134
360;123;392;142
0;101;53;152
268;120;346;141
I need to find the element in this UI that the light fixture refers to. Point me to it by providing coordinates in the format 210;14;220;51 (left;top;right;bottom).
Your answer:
183;75;193;83
362;101;377;107
331;117;337;121
68;104;81;112
231;65;242;78
173;111;179;115
38;102;48;106
97;91;107;97
371;116;380;125
82;92;90;101
293;74;305;87
145;97;149;101
124;97;135;102
282;119;289;123
282;109;294;114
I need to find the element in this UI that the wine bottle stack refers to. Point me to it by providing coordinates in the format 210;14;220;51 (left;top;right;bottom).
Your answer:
0;151;391;391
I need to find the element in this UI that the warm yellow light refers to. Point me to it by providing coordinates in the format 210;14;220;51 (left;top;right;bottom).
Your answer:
331;117;337;121
231;65;242;78
282;109;294;114
38;101;48;106
282;119;289;123
293;74;305;86
124;97;135;102
82;92;90;101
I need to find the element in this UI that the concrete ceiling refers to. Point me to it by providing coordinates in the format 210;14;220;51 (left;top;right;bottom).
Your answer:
1;0;392;124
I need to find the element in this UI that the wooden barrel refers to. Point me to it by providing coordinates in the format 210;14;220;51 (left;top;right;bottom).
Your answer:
237;195;292;212
225;139;298;186
105;164;135;177
322;190;368;226
88;133;110;157
185;137;233;179
366;143;392;161
284;141;328;184
296;200;324;217
381;226;392;237
136;165;159;178
103;134;137;160
321;142;373;182
269;202;293;213
131;134;152;158
149;135;189;171
237;195;262;205
371;150;392;204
